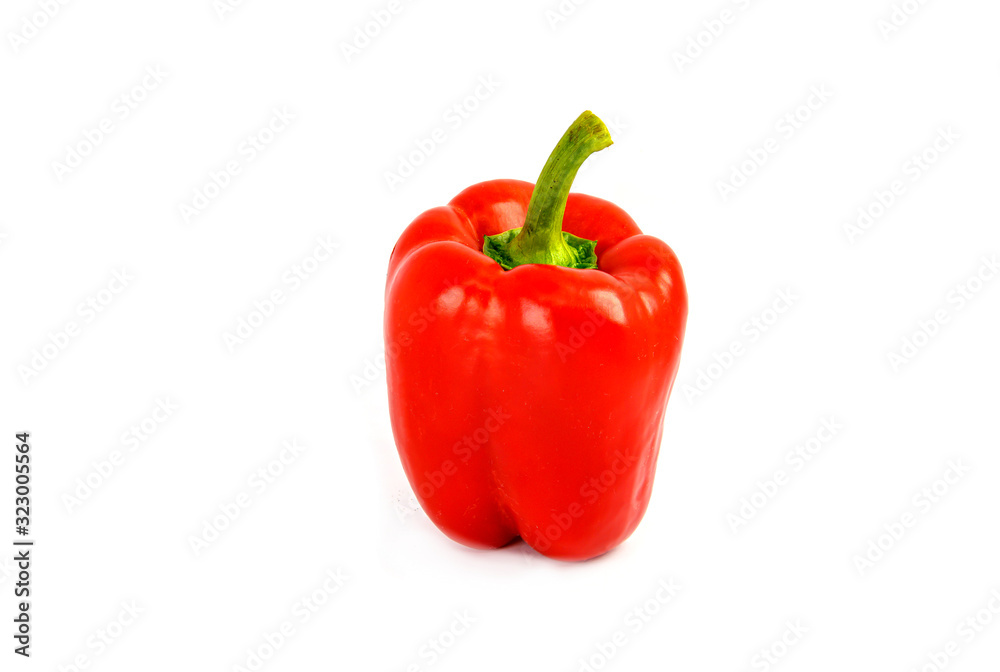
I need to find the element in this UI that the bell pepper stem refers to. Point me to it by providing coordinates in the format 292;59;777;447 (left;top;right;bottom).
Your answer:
483;111;612;270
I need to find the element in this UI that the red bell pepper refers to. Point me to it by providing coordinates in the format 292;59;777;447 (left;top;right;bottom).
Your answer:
384;112;687;560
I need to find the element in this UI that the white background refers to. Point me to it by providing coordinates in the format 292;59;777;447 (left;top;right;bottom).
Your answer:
2;0;999;670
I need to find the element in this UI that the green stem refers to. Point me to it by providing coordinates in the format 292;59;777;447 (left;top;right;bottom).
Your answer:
483;111;612;270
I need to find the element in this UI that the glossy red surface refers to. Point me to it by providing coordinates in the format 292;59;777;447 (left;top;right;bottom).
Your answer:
385;180;687;560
